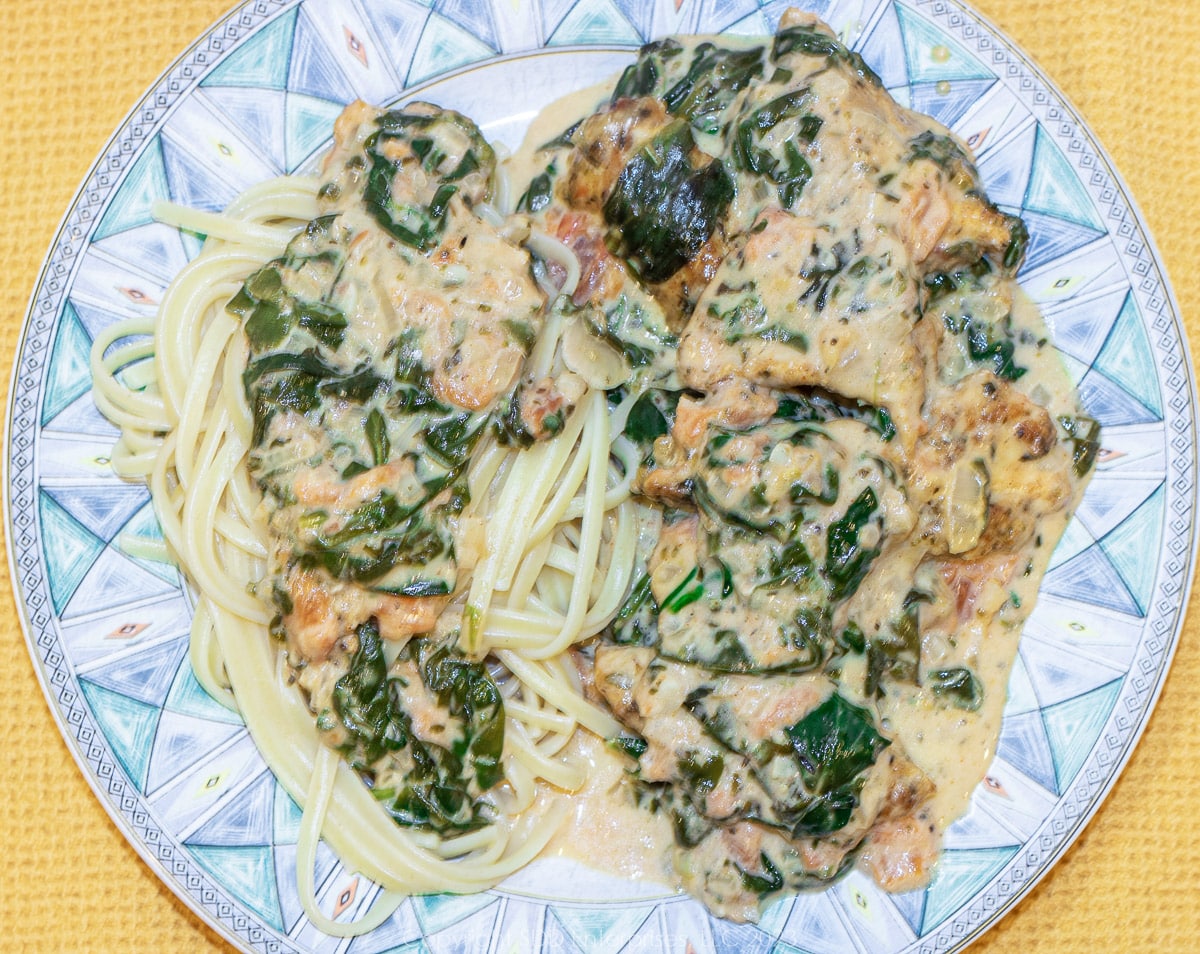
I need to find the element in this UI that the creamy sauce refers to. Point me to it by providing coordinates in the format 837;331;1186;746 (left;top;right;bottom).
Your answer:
230;8;1098;923
544;731;681;890
501;12;1095;915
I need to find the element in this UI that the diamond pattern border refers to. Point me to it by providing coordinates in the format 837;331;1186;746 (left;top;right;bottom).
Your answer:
7;1;1196;953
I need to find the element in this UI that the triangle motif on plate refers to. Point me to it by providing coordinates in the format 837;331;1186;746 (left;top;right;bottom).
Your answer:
1041;678;1123;792
1024;125;1105;230
894;2;995;85
77;633;187;709
199;87;288;174
92;138;172;241
411;892;499;939
550;904;656;954
63;545;180;621
1096;481;1165;618
288;7;360;105
547;0;643;46
709;913;774;954
1078;361;1161;428
201;8;298;91
1092;292;1163;419
1040;541;1139;617
406;12;498;86
908;77;997;131
286;91;348;173
42;302;95;426
41;482;147;546
920;846;1019;932
188;767;279;846
433;0;500;50
996;708;1059;795
38;489;105;615
187;843;284;931
146;708;245;794
79;677;161;792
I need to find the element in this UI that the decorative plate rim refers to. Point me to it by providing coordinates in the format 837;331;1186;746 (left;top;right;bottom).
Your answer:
7;0;1197;951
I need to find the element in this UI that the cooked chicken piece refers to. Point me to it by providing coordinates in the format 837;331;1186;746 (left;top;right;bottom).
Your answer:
563;97;672;212
679;215;927;443
909;371;1073;558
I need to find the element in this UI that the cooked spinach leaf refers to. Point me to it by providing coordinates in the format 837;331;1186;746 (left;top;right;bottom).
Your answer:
731;88;822;208
610;734;649;760
331;619;409;769
783;692;890;836
1058;413;1101;477
584;295;679;371
927;667;983;711
611;575;660;647
942;312;1027;381
866;598;922;697
824;487;880;601
424;412;486;468
516;163;556;213
610;38;684;101
660;42;765;131
363;107;494;252
738;852;784;896
365;408;390;466
603;121;734;283
332;627;505;832
623;388;680;463
679;748;725;800
660;566;705;613
775;390;895;442
771;24;882;87
414;638;505;790
716;293;810;351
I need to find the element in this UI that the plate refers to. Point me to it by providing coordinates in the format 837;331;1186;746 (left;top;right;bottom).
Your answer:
7;0;1193;951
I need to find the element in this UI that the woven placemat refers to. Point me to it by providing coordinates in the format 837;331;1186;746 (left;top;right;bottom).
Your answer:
1;0;1196;950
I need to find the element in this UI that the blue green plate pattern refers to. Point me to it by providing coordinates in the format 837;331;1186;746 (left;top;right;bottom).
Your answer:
7;1;1194;951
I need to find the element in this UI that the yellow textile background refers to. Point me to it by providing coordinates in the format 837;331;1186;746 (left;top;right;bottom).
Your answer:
1;0;1197;950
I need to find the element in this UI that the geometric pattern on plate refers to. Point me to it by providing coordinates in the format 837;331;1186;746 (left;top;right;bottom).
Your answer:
9;1;1193;952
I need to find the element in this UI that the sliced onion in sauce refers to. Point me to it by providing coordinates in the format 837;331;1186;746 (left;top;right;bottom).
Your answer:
945;458;989;555
561;318;630;390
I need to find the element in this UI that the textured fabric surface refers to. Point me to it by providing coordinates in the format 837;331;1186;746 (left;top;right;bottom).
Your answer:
1;0;1197;951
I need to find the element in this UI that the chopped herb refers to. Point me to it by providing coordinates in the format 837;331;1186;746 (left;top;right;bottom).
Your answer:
610;734;649;760
738;852;784;896
365;408;389;466
927;667;983;711
1058;414;1101;477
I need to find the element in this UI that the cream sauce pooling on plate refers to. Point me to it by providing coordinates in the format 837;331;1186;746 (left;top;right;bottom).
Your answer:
506;9;1097;920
